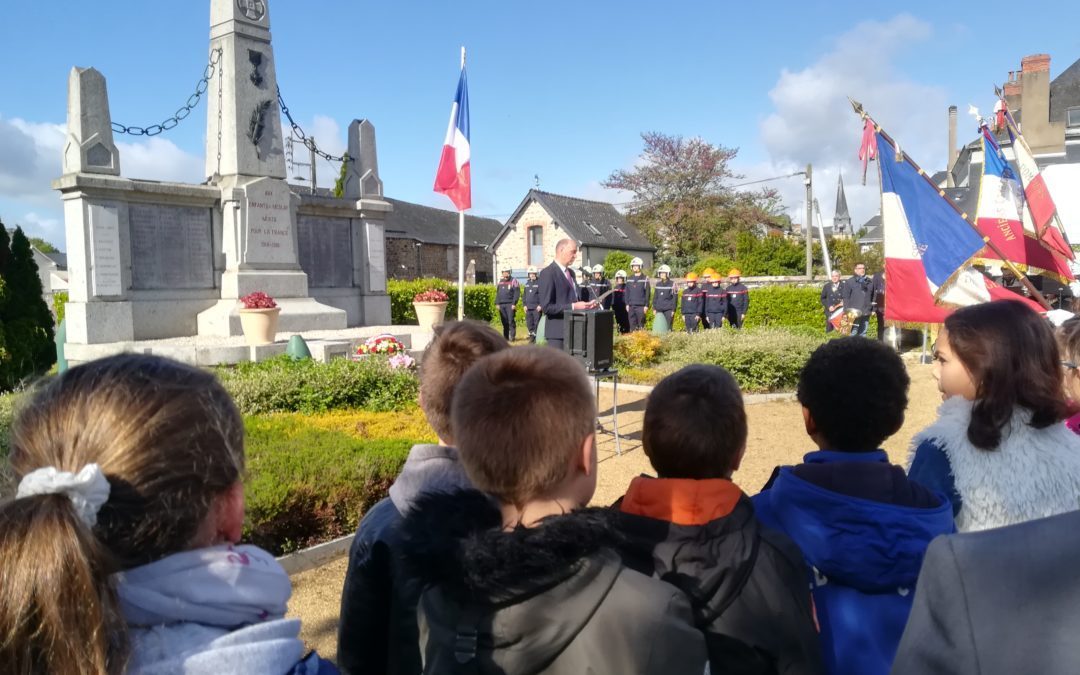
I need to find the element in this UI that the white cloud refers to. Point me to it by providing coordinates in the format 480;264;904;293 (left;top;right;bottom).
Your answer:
753;14;949;231
116;137;204;184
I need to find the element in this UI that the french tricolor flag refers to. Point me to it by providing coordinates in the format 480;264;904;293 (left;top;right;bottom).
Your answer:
434;62;471;212
973;127;1073;282
877;132;1038;322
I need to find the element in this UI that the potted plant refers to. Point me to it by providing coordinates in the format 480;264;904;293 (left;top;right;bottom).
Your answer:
238;291;280;345
413;288;450;332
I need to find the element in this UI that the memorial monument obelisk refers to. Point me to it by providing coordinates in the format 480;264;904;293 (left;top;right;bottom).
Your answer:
196;0;346;336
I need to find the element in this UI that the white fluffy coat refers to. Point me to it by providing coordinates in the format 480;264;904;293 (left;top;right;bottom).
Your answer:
910;397;1080;532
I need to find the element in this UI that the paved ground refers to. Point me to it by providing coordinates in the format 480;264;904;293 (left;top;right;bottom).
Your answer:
287;359;942;663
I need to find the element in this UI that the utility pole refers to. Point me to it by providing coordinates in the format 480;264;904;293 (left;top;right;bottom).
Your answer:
308;136;318;195
804;163;813;278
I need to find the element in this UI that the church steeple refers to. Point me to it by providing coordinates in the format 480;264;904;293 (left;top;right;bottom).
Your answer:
833;173;852;237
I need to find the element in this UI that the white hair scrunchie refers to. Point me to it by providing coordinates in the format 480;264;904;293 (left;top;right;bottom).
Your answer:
16;463;111;528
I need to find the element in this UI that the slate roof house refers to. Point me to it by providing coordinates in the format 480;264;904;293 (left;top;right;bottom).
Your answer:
489;189;655;275
382;198;503;282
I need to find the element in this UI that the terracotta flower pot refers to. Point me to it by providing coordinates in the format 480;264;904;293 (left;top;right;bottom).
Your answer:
239;307;281;345
413;301;448;332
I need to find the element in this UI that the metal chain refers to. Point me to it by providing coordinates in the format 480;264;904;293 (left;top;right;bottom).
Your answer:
112;49;223;136
277;86;350;163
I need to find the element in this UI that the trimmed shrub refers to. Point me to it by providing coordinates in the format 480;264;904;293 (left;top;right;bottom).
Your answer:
662;328;826;392
52;291;68;324
243;409;435;554
614;331;666;369
387;278;496;325
217;356;419;415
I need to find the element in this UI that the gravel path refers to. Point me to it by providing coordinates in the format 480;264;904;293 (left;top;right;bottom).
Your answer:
288;361;943;662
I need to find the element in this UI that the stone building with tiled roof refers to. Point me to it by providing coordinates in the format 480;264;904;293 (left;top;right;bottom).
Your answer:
382;198;503;282
490;189;655;275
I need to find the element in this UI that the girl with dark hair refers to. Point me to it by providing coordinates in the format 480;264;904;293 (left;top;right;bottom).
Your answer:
909;300;1080;532
1055;315;1080;435
0;354;338;675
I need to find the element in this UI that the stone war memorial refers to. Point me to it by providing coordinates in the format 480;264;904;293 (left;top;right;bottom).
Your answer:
53;0;402;366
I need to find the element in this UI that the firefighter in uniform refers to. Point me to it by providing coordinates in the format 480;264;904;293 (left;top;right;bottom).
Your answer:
611;270;631;334
725;268;749;329
680;272;705;333
704;272;729;329
495;269;521;341
588;264;612;309
652;264;677;329
626;257;651;331
523;266;542;342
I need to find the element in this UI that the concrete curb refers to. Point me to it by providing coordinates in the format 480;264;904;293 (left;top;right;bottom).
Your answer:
279;533;355;576
595;379;795;404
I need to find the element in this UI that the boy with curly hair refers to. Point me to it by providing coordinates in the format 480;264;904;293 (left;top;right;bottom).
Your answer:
752;338;954;675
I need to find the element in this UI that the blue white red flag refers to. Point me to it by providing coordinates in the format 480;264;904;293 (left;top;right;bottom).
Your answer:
878;132;1037;322
1002;116;1074;260
973;126;1073;281
433;65;471;211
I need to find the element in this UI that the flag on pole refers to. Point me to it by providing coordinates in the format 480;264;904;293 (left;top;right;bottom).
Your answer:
877;131;1038;322
973;126;1073;282
434;63;471;211
1003;117;1074;260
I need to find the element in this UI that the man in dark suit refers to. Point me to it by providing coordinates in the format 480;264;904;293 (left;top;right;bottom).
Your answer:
891;509;1080;674
538;238;597;351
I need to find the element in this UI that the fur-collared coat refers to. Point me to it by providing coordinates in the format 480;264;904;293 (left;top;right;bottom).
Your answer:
399;490;707;675
909;397;1080;532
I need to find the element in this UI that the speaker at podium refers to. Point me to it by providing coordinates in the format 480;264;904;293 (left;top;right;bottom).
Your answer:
564;310;614;372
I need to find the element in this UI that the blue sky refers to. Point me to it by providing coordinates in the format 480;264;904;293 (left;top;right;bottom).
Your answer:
2;1;1078;248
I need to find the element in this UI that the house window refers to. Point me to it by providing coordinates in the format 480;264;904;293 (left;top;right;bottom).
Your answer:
612;224;629;239
583;220;602;236
1068;107;1080;128
528;227;544;266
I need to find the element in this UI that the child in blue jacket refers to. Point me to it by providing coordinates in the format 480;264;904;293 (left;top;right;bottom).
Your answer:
752;338;954;675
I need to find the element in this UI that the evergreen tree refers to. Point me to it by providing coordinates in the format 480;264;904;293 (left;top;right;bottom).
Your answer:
1;226;55;388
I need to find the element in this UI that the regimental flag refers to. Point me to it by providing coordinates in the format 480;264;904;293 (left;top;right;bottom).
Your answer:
877;132;1038;323
973;126;1073;282
434;63;471;211
1004;119;1074;260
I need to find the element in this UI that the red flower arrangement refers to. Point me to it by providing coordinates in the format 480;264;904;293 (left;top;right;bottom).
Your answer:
356;333;406;357
239;291;278;310
413;288;449;303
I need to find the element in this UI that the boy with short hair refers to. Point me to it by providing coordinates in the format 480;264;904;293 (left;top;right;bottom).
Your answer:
752;338;954;675
401;347;707;674
613;364;824;674
337;321;509;675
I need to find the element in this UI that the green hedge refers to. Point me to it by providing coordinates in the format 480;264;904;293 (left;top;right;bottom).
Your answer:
615;327;828;393
243;412;429;554
387;278;497;324
216;355;418;415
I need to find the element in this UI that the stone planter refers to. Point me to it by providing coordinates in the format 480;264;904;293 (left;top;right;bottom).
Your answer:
413;301;448;332
239;307;281;345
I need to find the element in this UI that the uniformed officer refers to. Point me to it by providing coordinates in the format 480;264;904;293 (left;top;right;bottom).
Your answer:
589;264;612;309
626;257;651;331
652;264;677;328
495;269;521;341
704;273;728;329
820;269;845;333
680;272;705;333
523;266;542;342
611;269;631;334
725;268;749;329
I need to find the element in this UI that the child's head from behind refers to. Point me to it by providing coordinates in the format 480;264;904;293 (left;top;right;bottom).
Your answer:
419;321;509;444
2;353;245;673
451;347;597;509
1056;316;1080;403
941;300;1068;448
642;365;747;479
798;338;908;451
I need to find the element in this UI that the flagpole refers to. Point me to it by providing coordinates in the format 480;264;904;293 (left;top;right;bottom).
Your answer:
849;98;1052;310
458;46;466;321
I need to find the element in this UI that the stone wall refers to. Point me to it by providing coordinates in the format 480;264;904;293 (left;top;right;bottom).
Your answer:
386;237;492;282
